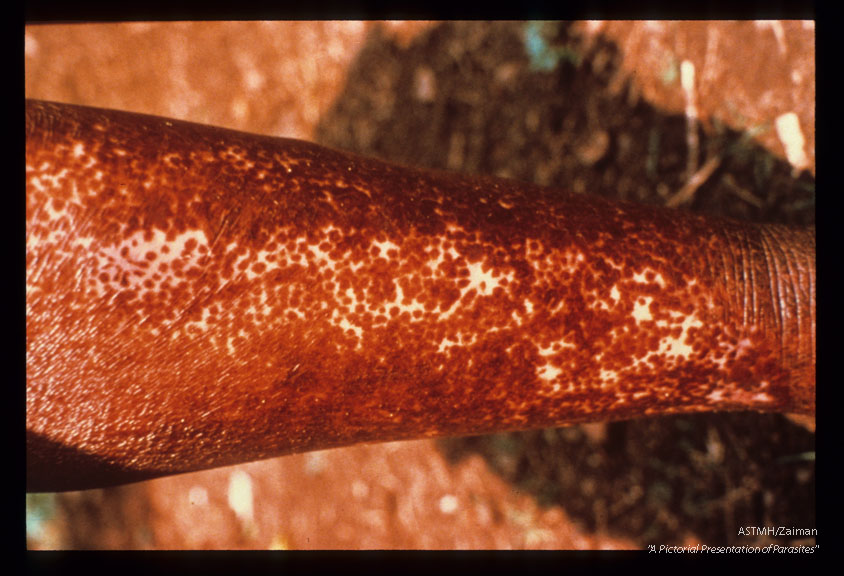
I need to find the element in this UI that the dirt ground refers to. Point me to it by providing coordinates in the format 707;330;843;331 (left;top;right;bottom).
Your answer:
25;21;815;550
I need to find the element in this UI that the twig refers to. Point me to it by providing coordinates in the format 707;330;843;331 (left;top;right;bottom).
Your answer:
681;60;699;180
722;174;765;209
665;154;722;208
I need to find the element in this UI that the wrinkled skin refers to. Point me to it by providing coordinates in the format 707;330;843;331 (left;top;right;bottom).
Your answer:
26;101;815;492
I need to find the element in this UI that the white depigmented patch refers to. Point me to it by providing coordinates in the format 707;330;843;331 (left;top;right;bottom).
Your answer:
234;247;286;281
425;244;457;272
525;241;585;278
599;368;619;385
708;386;772;406
124;228;205;266
93;227;209;296
389;284;426;317
343;286;361;309
609;285;621;303
148;222;526;352
437;332;477;354
72;236;94;250
464;262;501;296
631;296;654;323
333;310;363;340
656;312;703;358
536;338;575;357
537;363;562;382
511;298;536;326
632;269;666;288
437;337;458;354
590;285;621;312
29;168;70;195
371;238;400;259
162;152;183;167
308;243;335;266
286;307;305;319
182;307;214;334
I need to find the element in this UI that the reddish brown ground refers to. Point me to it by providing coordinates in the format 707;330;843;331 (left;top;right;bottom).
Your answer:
25;21;815;550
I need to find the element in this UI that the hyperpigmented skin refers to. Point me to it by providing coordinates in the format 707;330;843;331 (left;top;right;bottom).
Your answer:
25;100;815;492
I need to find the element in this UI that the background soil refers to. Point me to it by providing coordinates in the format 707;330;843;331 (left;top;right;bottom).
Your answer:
25;21;815;550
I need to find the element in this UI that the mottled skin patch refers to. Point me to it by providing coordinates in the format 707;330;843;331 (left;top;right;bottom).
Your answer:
25;100;815;492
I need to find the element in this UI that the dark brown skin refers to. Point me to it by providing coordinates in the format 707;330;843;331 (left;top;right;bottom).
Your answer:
26;100;815;493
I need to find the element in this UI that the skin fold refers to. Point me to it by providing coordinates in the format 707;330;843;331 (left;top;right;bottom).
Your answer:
25;100;815;492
